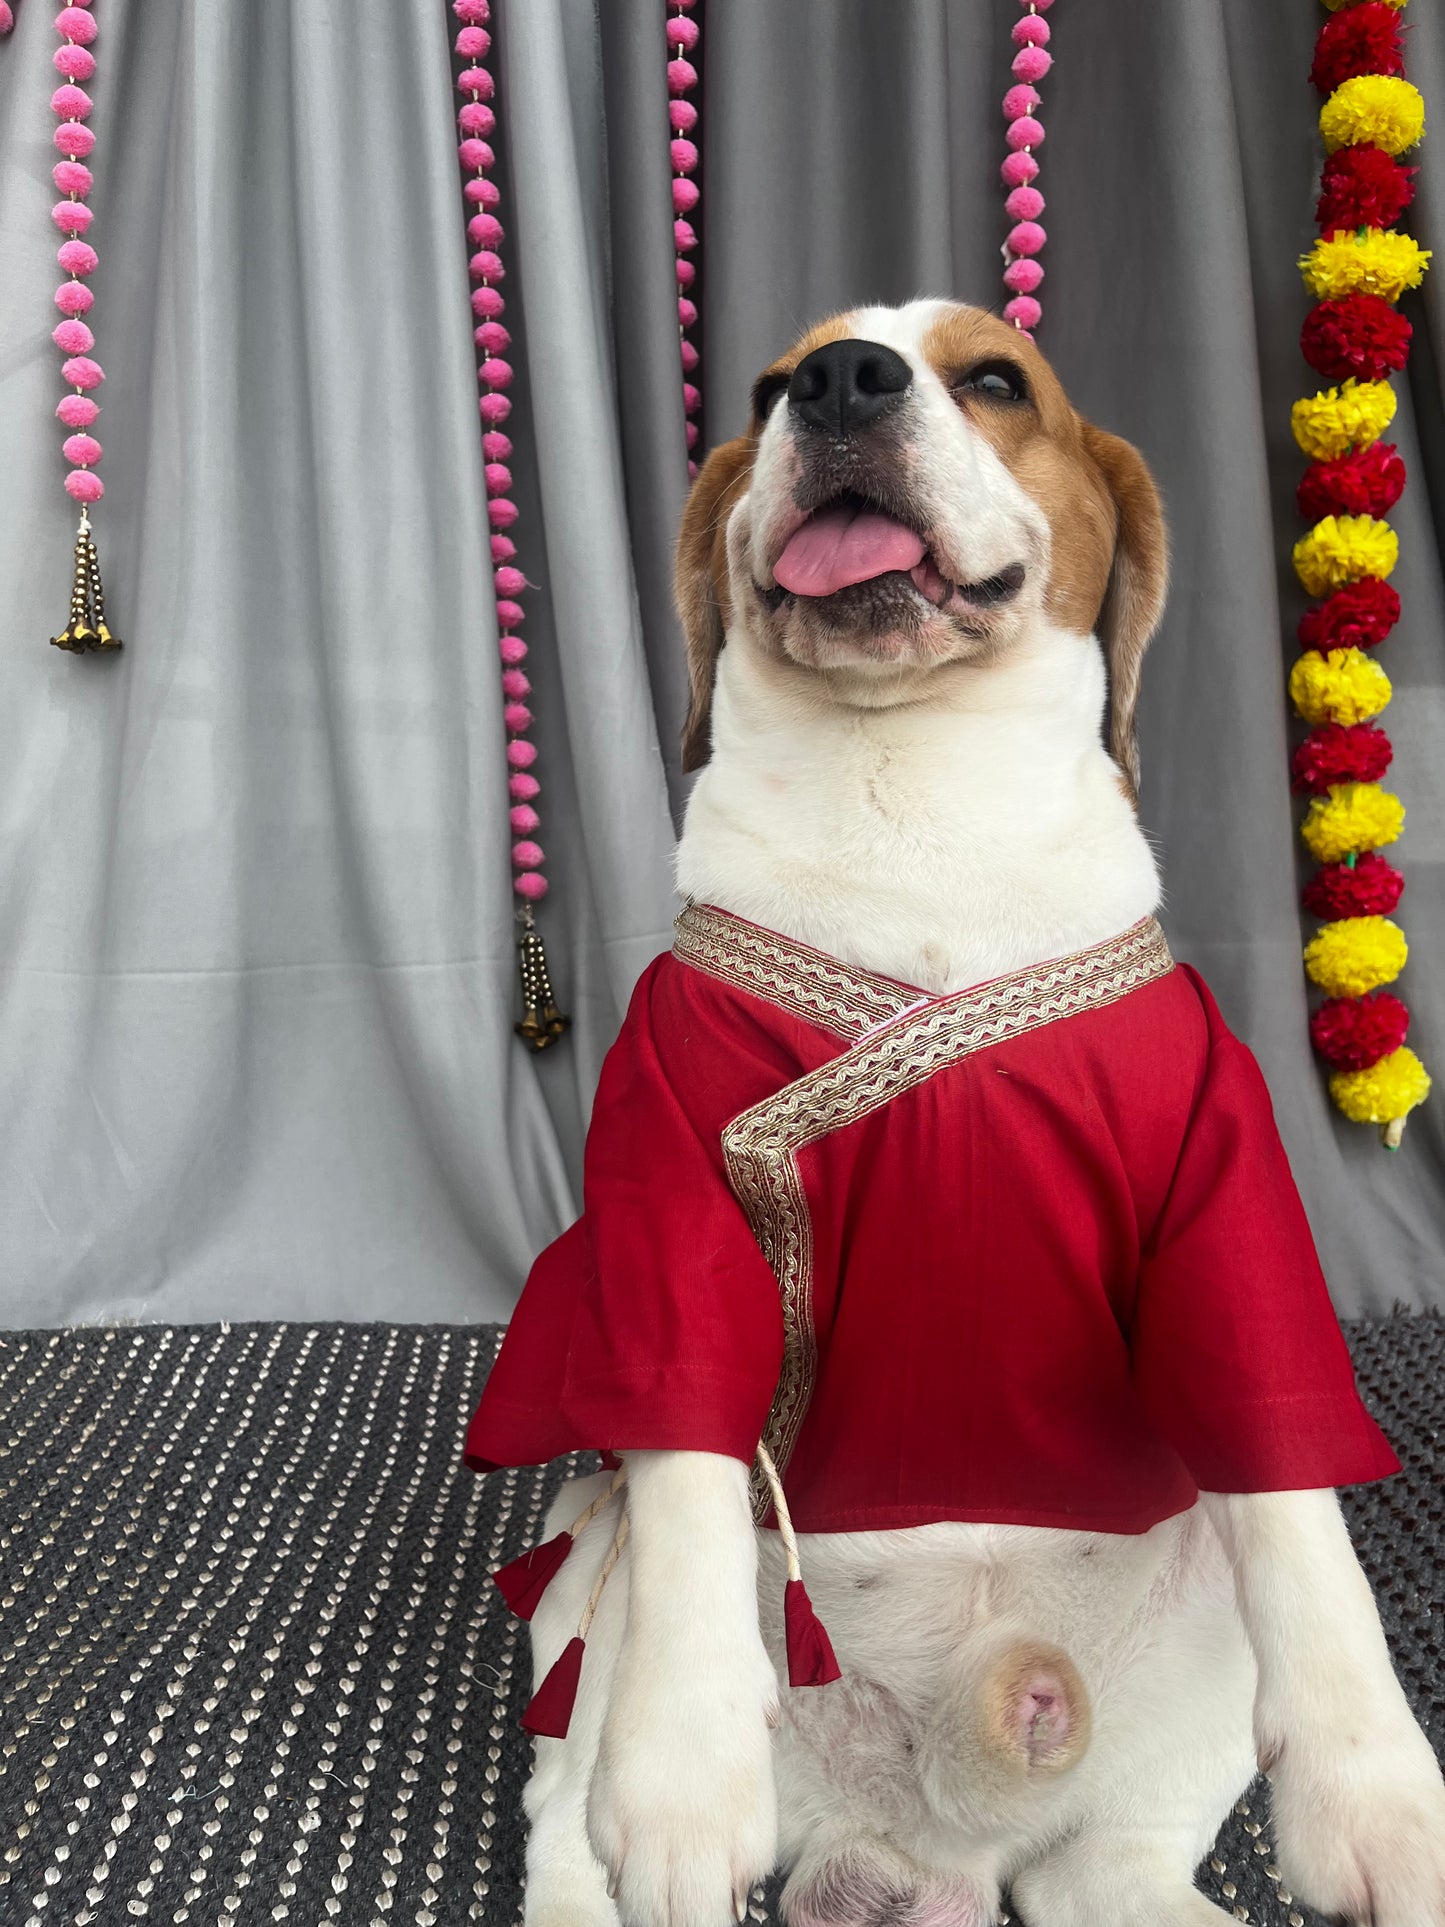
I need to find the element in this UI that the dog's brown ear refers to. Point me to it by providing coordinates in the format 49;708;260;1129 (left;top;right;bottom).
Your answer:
1077;424;1168;802
675;435;754;773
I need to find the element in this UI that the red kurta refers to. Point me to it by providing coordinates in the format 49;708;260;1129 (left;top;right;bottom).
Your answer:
466;907;1396;1534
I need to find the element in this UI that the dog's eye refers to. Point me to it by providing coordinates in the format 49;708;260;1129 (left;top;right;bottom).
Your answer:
955;363;1028;404
752;372;789;421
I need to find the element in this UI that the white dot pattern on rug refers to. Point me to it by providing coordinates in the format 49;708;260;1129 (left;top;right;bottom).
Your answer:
0;1318;1438;1925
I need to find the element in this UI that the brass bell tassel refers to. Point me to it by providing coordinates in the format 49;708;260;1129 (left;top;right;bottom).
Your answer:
50;507;122;654
515;907;571;1051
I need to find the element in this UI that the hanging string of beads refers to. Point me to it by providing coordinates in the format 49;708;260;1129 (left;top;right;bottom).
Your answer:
999;0;1054;337
452;0;569;1051
1291;0;1429;1146
668;1;701;476
44;1;121;652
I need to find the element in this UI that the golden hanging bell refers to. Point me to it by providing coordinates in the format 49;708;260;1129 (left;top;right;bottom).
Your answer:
81;522;122;650
515;909;571;1052
50;509;122;654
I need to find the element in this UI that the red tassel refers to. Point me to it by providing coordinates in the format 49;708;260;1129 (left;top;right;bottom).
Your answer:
783;1578;841;1688
521;1635;585;1738
493;1531;572;1620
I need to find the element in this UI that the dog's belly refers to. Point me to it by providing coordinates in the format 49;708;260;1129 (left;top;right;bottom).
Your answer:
760;1507;1257;1898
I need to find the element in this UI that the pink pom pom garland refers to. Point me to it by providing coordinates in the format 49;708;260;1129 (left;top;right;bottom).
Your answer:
999;2;1057;337
669;1;703;479
452;0;568;1049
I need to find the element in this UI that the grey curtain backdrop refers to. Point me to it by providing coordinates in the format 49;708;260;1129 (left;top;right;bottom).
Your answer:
0;0;1440;1327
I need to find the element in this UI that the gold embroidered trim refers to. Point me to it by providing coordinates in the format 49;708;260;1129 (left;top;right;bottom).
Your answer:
719;917;1174;1519
674;902;923;1041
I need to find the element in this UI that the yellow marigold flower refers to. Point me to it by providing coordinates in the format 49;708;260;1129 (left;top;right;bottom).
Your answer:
1300;783;1404;864
1300;229;1431;303
1321;77;1425;156
1289;649;1391;726
1293;515;1398;596
1291;380;1396;461
1331;1046;1431;1142
1304;916;1407;998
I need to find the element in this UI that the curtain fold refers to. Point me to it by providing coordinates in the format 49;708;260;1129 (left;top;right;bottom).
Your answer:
0;0;1440;1324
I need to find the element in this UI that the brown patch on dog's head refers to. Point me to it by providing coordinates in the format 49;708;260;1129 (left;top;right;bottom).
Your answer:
676;435;754;772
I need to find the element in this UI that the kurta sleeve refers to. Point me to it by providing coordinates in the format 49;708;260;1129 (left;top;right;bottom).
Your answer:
1130;966;1397;1495
465;955;786;1473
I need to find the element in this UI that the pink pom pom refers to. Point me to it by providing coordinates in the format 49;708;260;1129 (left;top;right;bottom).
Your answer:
1006;117;1044;152
512;839;544;868
506;740;538;769
509;771;540;800
1012;15;1050;45
496;598;525;627
53;159;92;194
1003;294;1043;331
458;101;495;137
471;250;505;282
54;122;95;158
51;83;92;119
1004;185;1045;221
1006;220;1047;257
1000;150;1039;187
514;872;548;900
1012;45;1052;82
668;58;698;95
678;295;698;327
680;338;699;372
0;3;14;32
55;280;94;314
685;420;700;449
56;393;98;427
53;199;93;233
472;286;505;319
453;0;490;21
666;15;700;51
465;176;500;207
669;99;698;133
510;803;540;833
495;565;527;596
673;177;700;215
455;25;490;58
674;218;698;252
458;137;494;170
671;137;699;175
61;354;104;388
491;534;516;563
52;318;93;353
54;44;97;79
485;461;512;494
476;321;510;355
480;356;512;388
504;703;533;733
479;392;511;425
1020;0;1054;7
489;497;519;530
682;382;701;414
65;470;103;502
1002;258;1044;294
482;429;512;461
1002;84;1039;120
58;238;98;275
676;258;696;288
56;8;97;44
63;432;102;465
457;65;494;97
501;669;530;699
468;211;504;247
500;637;529;667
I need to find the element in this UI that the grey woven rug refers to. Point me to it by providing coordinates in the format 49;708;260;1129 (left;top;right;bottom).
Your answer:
0;1317;1439;1927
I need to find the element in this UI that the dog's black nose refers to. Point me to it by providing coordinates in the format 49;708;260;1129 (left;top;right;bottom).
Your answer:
788;338;913;437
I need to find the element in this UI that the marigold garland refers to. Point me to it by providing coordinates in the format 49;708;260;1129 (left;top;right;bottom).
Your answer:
1291;2;1431;1146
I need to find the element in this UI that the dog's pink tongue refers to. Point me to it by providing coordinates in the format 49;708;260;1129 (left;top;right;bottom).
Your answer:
774;505;926;597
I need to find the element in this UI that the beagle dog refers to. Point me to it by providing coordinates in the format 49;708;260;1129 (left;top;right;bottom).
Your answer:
517;302;1445;1927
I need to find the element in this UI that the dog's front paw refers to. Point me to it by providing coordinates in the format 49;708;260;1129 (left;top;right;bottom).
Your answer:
587;1637;779;1927
1268;1714;1445;1926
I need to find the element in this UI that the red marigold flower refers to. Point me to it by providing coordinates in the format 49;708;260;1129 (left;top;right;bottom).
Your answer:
1300;293;1412;382
1301;849;1404;919
1297;442;1407;521
1309;991;1409;1072
1298;577;1400;652
1290;721;1393;794
1310;2;1404;95
1316;146;1415;233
